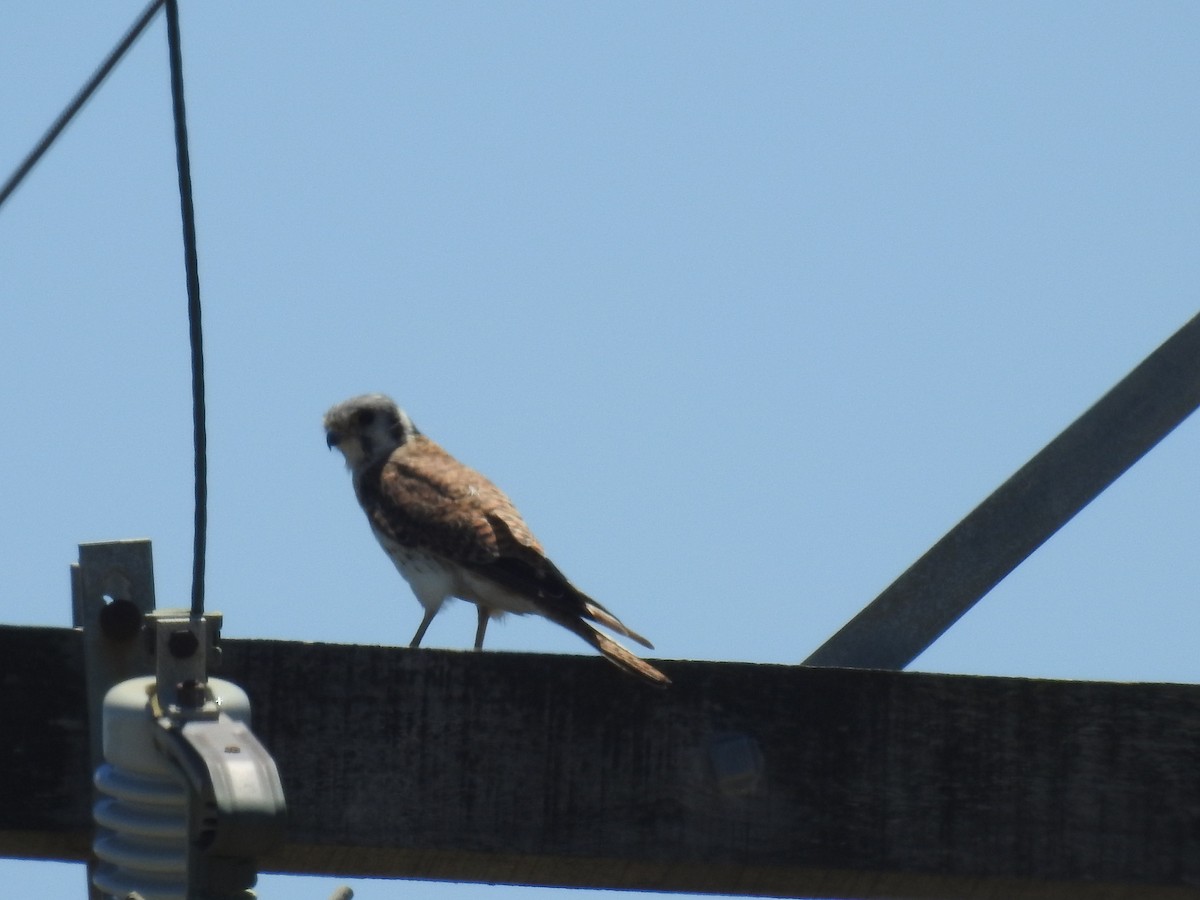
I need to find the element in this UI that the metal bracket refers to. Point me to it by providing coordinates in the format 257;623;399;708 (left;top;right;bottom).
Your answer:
146;611;287;899
80;543;286;900
154;710;287;896
75;540;158;774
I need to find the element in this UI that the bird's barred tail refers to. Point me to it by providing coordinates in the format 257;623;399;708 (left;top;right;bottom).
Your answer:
582;601;655;650
591;630;671;686
549;611;670;686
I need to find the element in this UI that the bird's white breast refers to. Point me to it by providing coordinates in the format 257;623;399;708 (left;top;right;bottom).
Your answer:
372;529;540;616
369;530;449;603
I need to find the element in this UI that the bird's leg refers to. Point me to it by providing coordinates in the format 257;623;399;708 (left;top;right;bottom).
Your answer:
474;606;490;650
410;608;436;648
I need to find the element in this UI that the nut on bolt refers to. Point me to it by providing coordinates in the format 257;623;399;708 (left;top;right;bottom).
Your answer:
167;628;200;659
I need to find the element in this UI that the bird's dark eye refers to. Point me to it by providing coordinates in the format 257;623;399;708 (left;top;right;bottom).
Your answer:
355;409;376;428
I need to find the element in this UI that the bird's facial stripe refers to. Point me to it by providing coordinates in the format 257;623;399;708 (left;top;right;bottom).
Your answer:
323;394;416;470
331;434;367;468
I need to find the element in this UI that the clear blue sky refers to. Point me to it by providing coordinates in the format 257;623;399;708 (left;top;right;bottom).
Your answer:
2;2;1198;898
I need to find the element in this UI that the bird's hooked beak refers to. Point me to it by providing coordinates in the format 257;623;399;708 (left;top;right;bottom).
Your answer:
325;430;341;450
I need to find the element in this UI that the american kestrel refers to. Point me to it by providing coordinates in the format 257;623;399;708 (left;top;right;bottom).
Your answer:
323;394;669;685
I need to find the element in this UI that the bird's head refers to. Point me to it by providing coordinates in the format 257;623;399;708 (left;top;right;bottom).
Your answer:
323;393;419;471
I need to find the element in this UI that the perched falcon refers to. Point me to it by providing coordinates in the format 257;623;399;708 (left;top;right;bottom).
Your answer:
323;393;669;686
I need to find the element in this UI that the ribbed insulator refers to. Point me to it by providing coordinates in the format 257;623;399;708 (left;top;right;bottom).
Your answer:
91;676;251;900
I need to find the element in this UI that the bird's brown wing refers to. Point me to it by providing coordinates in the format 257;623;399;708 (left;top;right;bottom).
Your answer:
480;507;656;650
469;513;589;609
355;435;529;565
360;435;663;679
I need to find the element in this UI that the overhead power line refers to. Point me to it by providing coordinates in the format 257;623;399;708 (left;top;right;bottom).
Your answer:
163;0;208;619
0;0;166;211
1;0;209;619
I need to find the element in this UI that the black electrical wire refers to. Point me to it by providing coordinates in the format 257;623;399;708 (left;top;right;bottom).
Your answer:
164;0;207;619
0;0;166;211
2;0;209;619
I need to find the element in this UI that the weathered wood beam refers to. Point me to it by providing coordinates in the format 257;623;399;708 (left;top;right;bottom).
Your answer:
4;623;1200;899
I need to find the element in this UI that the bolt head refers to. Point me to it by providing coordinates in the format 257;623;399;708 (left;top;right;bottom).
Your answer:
167;629;200;659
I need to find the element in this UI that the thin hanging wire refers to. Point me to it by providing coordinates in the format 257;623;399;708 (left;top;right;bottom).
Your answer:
0;0;166;211
164;0;207;619
1;0;208;618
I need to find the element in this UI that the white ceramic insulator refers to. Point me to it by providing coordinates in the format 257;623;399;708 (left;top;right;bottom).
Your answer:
91;676;251;900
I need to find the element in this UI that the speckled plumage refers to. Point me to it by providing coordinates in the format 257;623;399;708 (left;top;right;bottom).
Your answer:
324;394;668;685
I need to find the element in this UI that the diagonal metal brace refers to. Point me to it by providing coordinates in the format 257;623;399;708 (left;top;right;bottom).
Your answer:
805;310;1200;670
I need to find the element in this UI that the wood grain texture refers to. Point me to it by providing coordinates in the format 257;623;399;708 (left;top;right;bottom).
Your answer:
0;625;92;860
4;624;1200;898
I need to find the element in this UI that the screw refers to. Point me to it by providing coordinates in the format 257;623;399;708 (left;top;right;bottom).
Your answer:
175;678;205;708
99;598;143;642
167;628;200;659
